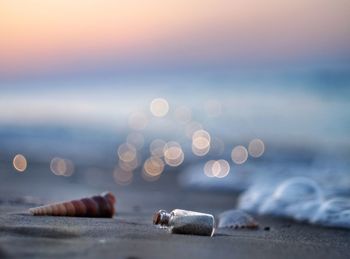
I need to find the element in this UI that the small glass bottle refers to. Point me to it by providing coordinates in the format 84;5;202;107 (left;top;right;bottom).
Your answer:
153;209;215;236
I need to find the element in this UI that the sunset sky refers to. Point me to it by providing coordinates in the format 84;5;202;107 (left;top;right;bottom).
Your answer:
1;0;350;80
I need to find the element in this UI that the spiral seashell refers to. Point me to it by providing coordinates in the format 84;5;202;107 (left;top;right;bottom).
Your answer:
218;209;259;229
29;192;116;218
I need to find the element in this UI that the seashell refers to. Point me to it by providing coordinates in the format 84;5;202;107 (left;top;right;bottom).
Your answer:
218;209;259;229
29;192;116;218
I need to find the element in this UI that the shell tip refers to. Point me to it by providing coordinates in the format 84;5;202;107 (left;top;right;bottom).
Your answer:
101;191;116;204
28;208;35;215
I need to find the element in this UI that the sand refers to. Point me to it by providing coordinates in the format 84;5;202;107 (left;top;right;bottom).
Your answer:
1;164;350;259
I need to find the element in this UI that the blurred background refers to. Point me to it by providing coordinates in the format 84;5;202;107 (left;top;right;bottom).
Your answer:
0;1;350;209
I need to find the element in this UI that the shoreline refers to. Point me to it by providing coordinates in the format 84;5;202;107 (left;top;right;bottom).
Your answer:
1;164;350;258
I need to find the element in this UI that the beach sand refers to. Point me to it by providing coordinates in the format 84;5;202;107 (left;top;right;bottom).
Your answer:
1;164;350;259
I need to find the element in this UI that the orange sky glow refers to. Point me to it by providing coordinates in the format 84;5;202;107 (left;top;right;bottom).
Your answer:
0;0;349;77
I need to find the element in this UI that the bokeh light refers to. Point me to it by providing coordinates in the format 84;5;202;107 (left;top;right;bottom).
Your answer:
126;132;145;150
117;143;137;162
128;111;148;130
50;157;74;177
163;141;184;167
118;155;140;171
150;98;169;117
203;159;230;178
248;138;265;158
118;143;140;171
143;157;165;177
212;160;222;176
113;166;133;186
204;160;216;177
213;159;230;178
231;145;249;165
13;154;27;172
192;129;211;156
150;139;166;158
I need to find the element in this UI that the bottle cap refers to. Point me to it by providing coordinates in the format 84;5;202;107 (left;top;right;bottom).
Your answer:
153;210;170;225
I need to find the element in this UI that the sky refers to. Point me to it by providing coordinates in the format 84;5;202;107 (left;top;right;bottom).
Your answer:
1;1;349;196
1;0;350;80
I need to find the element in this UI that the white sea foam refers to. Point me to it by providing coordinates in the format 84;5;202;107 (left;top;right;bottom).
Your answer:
311;197;350;228
238;178;350;229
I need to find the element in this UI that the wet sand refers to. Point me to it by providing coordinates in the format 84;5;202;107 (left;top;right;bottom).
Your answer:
1;165;350;259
